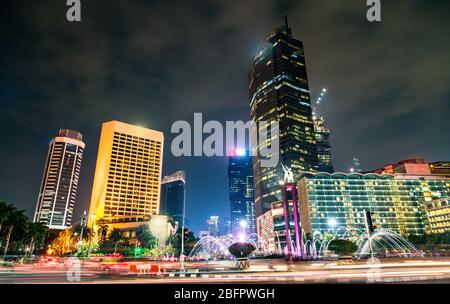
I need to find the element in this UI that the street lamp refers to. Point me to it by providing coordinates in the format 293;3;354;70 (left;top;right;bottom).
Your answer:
78;211;87;252
328;218;337;233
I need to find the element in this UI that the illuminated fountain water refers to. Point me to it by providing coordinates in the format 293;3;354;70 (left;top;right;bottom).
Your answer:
188;234;273;261
188;235;234;261
355;229;422;257
310;227;421;258
188;227;421;261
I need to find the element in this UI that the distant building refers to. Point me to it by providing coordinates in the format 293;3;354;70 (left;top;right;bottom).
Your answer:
265;200;298;252
106;214;176;249
88;121;163;226
228;149;255;237
198;230;210;238
351;157;362;173
370;159;431;175
423;197;450;234
256;209;277;253
313;116;334;173
207;216;219;237
219;217;231;236
34;129;85;230
430;161;450;175
160;171;186;226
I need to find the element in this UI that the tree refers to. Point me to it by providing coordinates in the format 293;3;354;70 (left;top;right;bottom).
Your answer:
108;228;124;254
3;207;28;257
48;228;77;255
407;234;426;245
25;222;48;256
167;227;197;256
97;224;109;244
0;201;14;234
73;225;92;242
305;232;313;241
228;242;256;258
328;239;358;256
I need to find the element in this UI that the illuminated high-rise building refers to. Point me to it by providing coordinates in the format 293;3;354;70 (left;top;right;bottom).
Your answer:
34;129;85;230
88;121;163;226
297;172;450;236
207;216;219;237
228;149;255;237
313;116;334;173
429;161;450;175
160;171;186;226
249;17;319;216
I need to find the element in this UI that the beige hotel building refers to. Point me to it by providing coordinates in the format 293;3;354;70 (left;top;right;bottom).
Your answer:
88;120;164;226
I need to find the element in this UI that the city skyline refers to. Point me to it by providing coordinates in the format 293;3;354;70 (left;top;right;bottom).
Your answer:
1;1;449;235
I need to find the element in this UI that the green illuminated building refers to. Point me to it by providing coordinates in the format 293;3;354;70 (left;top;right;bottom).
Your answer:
297;173;450;236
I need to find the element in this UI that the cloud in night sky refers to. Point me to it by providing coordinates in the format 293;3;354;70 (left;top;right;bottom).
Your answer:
0;0;449;234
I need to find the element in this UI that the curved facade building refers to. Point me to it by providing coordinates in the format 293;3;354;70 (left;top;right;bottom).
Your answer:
297;172;450;236
34;129;85;230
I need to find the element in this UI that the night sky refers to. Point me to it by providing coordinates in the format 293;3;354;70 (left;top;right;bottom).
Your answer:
1;0;449;235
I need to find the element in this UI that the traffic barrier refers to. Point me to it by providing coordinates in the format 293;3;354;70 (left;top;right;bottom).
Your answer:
129;263;166;276
129;264;137;273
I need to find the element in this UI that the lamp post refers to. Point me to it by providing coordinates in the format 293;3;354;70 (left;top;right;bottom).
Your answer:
78;211;87;252
87;213;96;259
180;180;187;272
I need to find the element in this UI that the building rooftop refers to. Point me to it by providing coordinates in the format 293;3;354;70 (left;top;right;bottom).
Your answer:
56;129;83;141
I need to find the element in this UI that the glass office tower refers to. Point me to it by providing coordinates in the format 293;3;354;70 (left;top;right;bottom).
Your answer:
228;150;255;237
160;171;186;226
314;116;334;173
249;18;319;217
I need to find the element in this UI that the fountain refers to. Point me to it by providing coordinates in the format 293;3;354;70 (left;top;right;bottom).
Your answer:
188;234;274;261
188;227;421;261
188;235;234;261
355;229;422;257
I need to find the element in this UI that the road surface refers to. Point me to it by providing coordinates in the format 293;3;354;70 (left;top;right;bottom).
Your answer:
1;257;450;284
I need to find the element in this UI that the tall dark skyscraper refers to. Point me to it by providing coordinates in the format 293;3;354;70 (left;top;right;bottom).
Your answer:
34;129;85;230
228;149;256;237
314;116;334;173
159;171;185;226
249;18;319;216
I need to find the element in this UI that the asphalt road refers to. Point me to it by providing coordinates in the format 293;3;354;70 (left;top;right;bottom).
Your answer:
1;257;450;284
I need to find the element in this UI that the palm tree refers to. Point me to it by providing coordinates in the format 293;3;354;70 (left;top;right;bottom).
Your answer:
3;207;29;257
0;201;15;235
25;222;48;256
98;224;109;244
108;228;123;254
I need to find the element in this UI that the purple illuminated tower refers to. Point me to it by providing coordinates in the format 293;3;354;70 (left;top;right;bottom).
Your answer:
281;182;303;260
